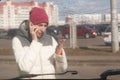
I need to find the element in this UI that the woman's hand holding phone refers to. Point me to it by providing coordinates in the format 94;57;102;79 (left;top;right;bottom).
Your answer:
29;22;38;41
55;39;66;55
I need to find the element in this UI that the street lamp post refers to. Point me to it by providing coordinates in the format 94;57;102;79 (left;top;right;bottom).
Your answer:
110;0;119;53
69;21;77;49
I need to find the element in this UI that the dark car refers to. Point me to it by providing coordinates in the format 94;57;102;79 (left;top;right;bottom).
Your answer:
88;24;110;36
46;25;59;41
0;28;18;39
7;28;19;39
0;29;8;39
61;24;97;39
46;25;59;35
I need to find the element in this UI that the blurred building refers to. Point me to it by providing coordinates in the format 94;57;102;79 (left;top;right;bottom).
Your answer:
66;14;102;25
103;14;120;23
0;0;59;30
66;14;120;25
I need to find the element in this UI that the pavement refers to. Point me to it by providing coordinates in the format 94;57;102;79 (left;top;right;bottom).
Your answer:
1;54;120;65
0;38;120;79
0;50;120;79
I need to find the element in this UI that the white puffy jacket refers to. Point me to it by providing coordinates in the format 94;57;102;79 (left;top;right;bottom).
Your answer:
12;36;68;79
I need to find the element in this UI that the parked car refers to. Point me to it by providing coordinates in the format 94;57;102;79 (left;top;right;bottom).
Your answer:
7;28;19;39
88;24;110;36
61;24;97;39
0;28;19;39
46;25;59;41
0;29;8;39
46;25;59;36
102;25;120;45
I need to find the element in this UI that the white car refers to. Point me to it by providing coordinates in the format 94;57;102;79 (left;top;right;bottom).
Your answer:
102;26;120;45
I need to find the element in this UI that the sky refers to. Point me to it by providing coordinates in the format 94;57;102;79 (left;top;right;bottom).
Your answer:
14;0;120;20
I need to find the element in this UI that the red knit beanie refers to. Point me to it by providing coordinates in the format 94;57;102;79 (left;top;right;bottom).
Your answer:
30;7;49;25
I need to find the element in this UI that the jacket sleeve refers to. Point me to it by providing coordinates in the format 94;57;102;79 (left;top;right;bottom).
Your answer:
52;37;68;73
12;37;42;73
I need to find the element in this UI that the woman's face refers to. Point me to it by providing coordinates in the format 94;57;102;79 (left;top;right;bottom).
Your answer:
35;23;48;38
30;22;48;38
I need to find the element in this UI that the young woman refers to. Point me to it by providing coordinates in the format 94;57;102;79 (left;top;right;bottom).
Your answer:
12;7;68;79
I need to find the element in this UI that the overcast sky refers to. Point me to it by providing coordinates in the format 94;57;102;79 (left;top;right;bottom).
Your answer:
14;0;120;20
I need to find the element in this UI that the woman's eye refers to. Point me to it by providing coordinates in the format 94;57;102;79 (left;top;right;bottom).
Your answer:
38;25;47;27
